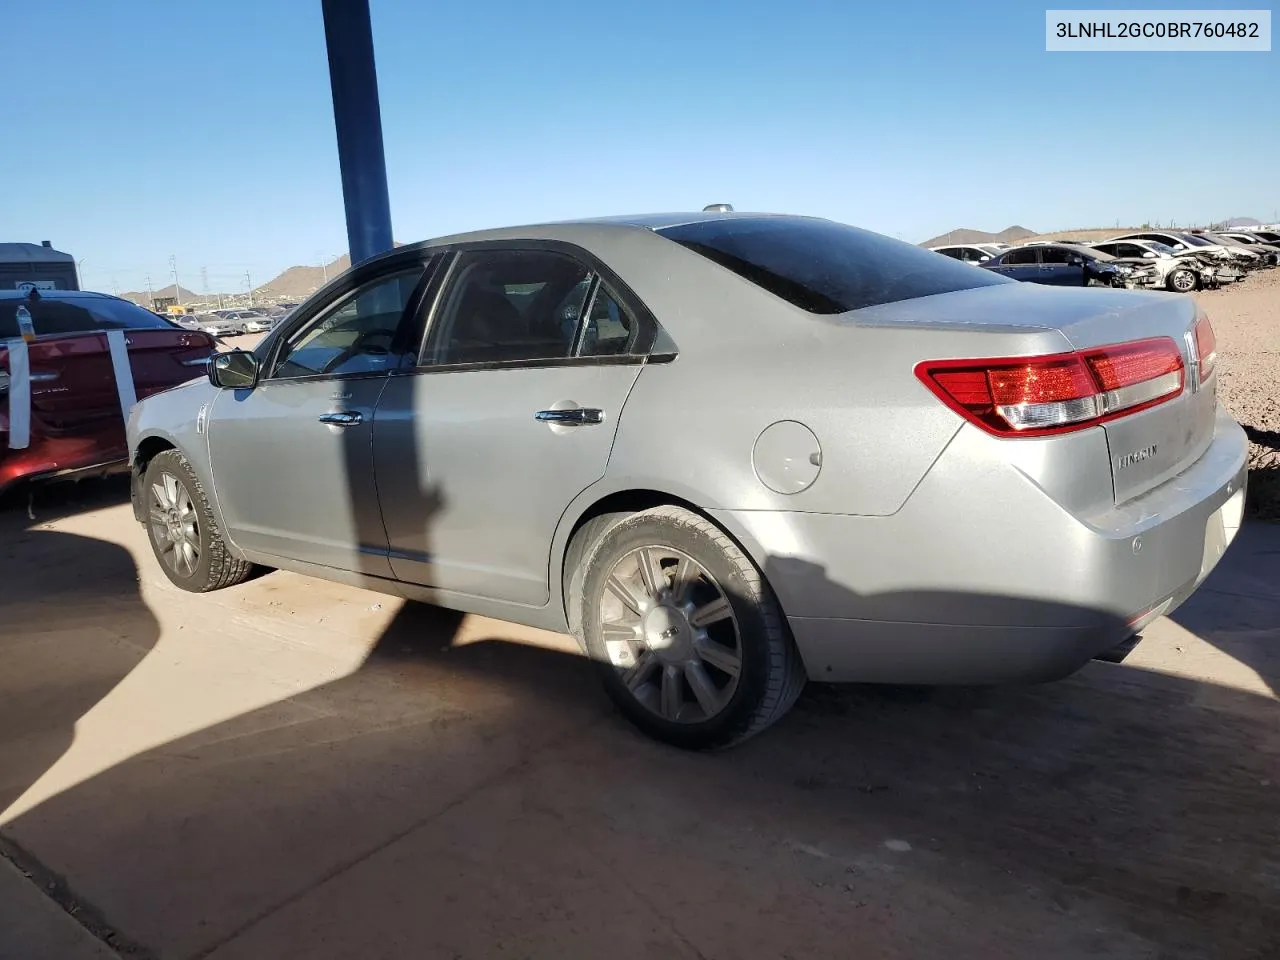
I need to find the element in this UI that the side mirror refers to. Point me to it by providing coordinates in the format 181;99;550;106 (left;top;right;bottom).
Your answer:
978;256;991;262
209;349;260;389
1143;251;1156;259
1070;257;1084;266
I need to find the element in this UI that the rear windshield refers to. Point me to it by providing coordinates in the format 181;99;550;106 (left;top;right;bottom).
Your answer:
657;217;1012;314
0;295;179;339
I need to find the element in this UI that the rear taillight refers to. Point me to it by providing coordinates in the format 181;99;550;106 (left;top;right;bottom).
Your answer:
1193;314;1216;381
916;337;1185;437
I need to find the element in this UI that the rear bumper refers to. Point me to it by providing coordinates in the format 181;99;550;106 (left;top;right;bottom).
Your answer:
714;407;1248;685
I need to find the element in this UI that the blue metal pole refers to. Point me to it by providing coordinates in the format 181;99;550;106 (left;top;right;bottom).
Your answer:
321;0;394;266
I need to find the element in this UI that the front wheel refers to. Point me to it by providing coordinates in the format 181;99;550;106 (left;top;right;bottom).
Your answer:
142;449;254;592
578;505;806;750
1167;268;1198;293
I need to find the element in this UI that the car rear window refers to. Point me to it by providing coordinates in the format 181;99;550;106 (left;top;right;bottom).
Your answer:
0;295;179;338
656;217;1012;314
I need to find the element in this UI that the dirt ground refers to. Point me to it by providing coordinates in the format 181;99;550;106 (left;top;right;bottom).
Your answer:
1196;270;1280;517
1;278;1278;960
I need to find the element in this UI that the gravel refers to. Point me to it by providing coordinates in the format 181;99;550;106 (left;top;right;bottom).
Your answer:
1196;269;1280;518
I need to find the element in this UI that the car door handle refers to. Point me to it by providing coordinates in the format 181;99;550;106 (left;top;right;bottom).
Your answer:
535;408;604;426
318;411;364;426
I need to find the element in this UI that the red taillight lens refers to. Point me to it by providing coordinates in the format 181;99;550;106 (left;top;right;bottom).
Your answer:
916;337;1185;437
1193;314;1216;381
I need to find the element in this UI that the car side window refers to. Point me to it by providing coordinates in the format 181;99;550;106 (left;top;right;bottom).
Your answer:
425;250;590;366
578;284;640;357
1040;248;1071;264
1004;248;1037;265
271;267;424;380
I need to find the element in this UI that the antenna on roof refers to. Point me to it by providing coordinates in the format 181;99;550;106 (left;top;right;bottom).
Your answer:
702;203;734;213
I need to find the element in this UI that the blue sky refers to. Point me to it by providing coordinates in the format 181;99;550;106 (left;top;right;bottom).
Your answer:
2;0;1275;294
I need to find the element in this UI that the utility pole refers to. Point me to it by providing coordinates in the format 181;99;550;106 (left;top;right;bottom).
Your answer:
245;270;254;306
200;265;209;296
145;274;154;308
322;0;394;264
319;253;341;282
169;254;182;305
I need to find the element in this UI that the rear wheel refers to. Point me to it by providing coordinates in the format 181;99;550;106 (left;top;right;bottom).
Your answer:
1167;268;1198;292
578;505;806;750
143;449;254;592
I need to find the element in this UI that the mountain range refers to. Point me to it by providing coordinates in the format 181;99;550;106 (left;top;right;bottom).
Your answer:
918;225;1037;248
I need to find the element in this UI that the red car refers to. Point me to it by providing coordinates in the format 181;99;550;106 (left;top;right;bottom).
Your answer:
1;290;217;495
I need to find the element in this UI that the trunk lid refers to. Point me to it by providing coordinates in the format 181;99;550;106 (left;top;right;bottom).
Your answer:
857;282;1216;505
10;329;215;435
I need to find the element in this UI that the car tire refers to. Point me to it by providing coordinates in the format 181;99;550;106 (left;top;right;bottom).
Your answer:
577;505;806;750
142;448;254;593
1167;268;1198;293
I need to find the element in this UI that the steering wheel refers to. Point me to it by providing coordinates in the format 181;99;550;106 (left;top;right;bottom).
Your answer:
320;328;398;374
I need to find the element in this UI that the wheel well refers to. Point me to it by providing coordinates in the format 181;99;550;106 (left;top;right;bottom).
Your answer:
134;436;175;472
559;489;749;625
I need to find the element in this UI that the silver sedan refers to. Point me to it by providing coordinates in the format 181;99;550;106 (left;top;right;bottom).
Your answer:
126;212;1248;749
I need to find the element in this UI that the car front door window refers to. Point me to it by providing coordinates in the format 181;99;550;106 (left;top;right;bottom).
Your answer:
272;267;426;380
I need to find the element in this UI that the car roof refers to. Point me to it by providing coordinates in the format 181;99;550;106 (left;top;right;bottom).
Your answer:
0;289;121;302
366;211;823;262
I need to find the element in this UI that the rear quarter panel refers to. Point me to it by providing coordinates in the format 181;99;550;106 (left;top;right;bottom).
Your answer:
592;249;1076;518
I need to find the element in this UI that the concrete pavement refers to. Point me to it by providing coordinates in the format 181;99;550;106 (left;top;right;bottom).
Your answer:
2;479;1278;960
0;856;118;960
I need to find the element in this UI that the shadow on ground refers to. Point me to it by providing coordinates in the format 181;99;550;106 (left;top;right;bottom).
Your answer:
1171;520;1280;696
0;477;158;817
1;516;1277;959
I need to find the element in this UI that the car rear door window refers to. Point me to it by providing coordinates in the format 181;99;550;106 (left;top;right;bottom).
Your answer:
1039;248;1071;264
657;217;1011;315
1002;248;1038;265
271;267;425;380
425;250;591;365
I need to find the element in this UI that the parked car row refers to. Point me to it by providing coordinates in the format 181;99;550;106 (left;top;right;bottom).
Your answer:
931;228;1277;292
171;303;301;339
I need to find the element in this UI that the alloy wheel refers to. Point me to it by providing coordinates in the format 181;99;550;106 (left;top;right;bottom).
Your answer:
149;471;200;577
598;545;743;723
1171;269;1196;292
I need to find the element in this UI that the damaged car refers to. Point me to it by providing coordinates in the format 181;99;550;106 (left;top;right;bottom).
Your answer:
1110;231;1261;272
1211;232;1280;267
981;243;1158;288
1089;239;1223;293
